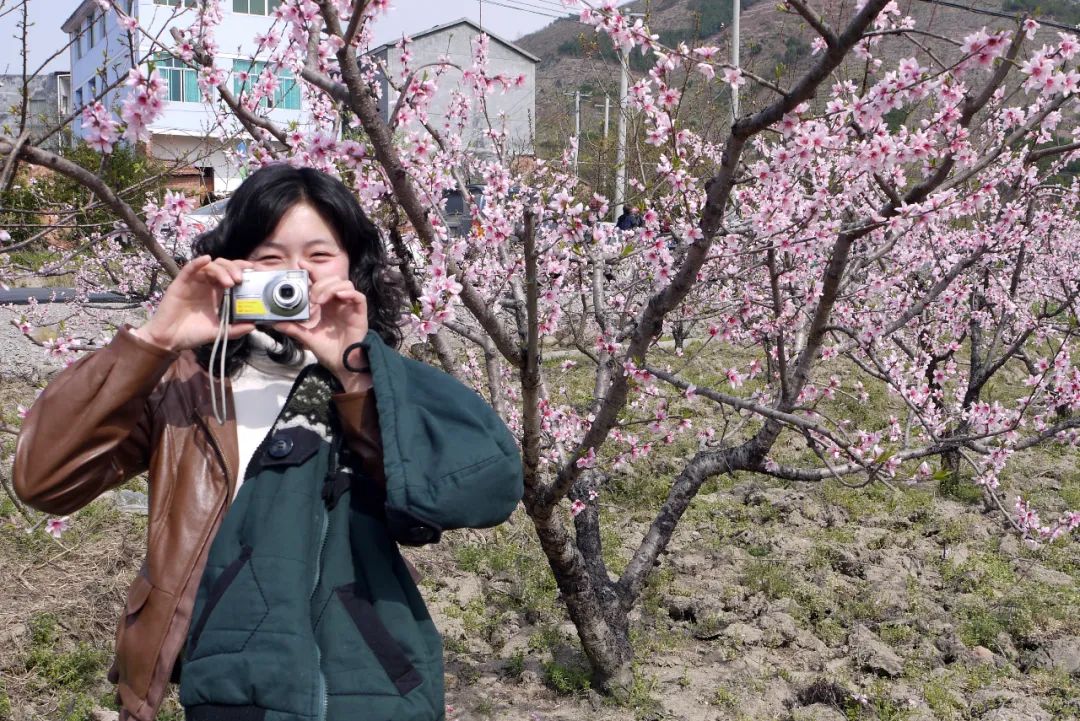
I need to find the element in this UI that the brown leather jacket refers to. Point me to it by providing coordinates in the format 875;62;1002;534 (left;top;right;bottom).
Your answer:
13;327;386;721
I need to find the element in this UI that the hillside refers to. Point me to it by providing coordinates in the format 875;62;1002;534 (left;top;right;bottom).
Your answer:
514;0;1078;161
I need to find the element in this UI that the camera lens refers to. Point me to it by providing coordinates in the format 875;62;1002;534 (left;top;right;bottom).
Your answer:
271;279;303;311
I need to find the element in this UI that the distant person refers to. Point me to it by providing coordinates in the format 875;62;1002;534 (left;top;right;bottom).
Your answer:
616;206;642;230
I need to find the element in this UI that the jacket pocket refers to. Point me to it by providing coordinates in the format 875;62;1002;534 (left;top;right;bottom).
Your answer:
124;573;153;624
112;573;171;699
324;583;423;696
187;545;268;659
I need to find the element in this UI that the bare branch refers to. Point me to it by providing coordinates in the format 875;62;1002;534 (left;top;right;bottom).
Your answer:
786;0;838;46
0;138;180;276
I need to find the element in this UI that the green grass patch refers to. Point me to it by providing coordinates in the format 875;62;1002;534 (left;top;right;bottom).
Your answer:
0;680;11;719
740;559;795;600
1027;668;1080;718
23;613;107;693
879;624;916;647
835;581;894;626
502;649;525;681
920;677;963;716
450;521;560;623
940;551;1016;594
956;605;1012;649
542;659;592;695
938;473;986;505
710;686;739;707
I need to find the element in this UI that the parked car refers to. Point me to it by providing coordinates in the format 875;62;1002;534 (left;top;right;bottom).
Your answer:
183;197;229;234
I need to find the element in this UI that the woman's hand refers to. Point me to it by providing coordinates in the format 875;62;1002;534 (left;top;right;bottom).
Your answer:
273;270;371;392
133;255;256;352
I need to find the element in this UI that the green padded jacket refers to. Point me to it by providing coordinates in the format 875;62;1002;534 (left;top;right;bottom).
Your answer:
178;331;524;721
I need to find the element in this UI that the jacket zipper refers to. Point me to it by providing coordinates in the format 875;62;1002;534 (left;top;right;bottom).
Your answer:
193;404;237;504
312;505;329;721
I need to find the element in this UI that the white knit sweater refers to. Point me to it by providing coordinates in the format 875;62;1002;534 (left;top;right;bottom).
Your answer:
230;330;316;498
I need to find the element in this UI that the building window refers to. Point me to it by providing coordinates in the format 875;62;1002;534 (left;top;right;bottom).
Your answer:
233;0;282;15
87;15;95;49
99;10;106;39
155;54;200;102
88;77;97;99
155;0;200;6
232;59;300;110
57;74;71;117
73;32;82;60
74;88;83;110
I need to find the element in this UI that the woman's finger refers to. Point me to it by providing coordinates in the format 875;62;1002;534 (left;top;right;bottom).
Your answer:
179;255;212;278
272;320;308;344
215;258;251;284
332;289;367;306
316;285;358;306
226;322;256;340
310;278;354;305
200;262;241;289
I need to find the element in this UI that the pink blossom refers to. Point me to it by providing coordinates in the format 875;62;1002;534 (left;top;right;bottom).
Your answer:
722;67;746;89
45;517;70;539
575;447;597;469
81;101;119;154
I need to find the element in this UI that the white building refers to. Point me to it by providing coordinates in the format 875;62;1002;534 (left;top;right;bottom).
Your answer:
62;0;308;196
370;19;538;159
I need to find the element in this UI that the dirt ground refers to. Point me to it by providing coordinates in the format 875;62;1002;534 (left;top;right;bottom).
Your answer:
1;373;1078;721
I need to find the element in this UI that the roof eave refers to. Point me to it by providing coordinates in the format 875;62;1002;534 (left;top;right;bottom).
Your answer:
61;0;97;33
369;17;542;64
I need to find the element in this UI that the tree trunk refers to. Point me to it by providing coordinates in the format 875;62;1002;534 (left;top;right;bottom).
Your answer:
530;509;635;697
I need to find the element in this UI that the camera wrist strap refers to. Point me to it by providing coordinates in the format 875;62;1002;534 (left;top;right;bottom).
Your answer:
208;290;230;426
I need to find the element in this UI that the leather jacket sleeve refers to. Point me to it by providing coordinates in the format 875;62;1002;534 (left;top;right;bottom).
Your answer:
13;326;179;515
331;388;387;493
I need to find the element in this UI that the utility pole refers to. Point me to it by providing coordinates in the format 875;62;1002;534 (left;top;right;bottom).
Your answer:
594;95;610;139
615;48;629;221
615;12;646;221
565;89;590;176
732;0;740;120
593;96;611;196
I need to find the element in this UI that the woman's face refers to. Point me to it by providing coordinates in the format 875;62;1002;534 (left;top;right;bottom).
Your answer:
246;201;350;284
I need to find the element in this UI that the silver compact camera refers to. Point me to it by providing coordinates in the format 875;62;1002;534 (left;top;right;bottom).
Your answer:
230;269;310;323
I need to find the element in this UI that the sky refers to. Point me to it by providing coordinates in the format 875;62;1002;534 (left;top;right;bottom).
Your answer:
0;0;568;76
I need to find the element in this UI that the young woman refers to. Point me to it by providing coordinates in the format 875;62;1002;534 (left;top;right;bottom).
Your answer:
13;165;523;721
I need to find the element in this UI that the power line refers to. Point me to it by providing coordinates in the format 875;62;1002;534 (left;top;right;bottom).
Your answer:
911;0;1080;34
500;0;571;15
482;0;566;19
499;0;575;17
523;0;575;10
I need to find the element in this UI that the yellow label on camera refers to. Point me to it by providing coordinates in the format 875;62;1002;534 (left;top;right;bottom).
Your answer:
235;299;267;316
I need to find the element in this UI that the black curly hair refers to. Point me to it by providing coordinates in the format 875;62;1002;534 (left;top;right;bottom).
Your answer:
190;164;404;376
